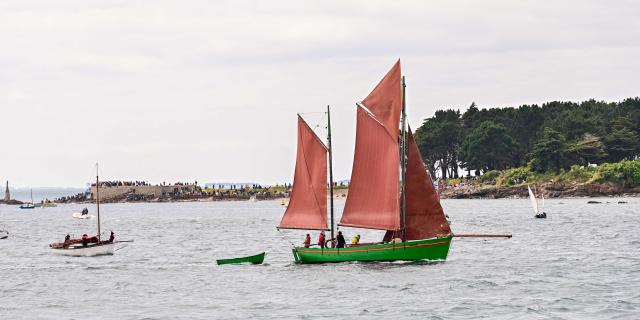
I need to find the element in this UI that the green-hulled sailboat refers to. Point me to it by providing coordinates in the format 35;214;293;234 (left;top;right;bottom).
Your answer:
278;60;454;264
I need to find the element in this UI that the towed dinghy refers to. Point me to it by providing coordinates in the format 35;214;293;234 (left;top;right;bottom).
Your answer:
216;252;265;265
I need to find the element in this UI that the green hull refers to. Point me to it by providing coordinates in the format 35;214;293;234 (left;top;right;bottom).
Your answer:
292;236;452;264
216;252;265;265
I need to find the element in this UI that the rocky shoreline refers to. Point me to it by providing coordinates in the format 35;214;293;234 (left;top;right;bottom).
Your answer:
440;182;640;199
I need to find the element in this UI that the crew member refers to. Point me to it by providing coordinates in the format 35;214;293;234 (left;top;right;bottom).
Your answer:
351;234;360;245
336;231;346;248
81;234;89;247
318;231;326;249
303;234;311;248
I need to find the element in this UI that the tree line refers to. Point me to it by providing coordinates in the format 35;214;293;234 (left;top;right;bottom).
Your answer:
414;98;640;179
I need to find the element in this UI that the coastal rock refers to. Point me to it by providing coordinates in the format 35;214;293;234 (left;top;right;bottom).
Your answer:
440;182;638;199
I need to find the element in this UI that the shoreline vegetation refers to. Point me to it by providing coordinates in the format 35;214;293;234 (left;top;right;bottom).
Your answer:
439;159;640;199
413;98;639;186
2;160;637;204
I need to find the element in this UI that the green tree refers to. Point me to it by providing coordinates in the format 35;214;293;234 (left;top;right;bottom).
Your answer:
459;121;517;172
531;127;567;173
604;128;639;162
566;133;607;166
415;109;462;179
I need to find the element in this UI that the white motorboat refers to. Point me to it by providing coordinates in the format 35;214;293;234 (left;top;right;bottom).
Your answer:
72;212;95;219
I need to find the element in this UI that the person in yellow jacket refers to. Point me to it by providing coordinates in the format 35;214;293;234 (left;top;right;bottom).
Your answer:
351;234;360;245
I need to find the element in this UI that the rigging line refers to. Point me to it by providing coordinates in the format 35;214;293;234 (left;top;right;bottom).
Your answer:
277;229;298;248
312;113;328;133
299;111;326;115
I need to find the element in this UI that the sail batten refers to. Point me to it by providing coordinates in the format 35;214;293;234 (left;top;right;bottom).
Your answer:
278;116;328;231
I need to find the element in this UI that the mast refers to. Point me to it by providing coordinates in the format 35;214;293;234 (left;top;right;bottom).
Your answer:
400;76;407;242
96;163;101;241
327;105;335;242
30;188;33;204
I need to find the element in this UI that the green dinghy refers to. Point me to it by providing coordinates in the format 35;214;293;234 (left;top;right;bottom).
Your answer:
216;252;265;265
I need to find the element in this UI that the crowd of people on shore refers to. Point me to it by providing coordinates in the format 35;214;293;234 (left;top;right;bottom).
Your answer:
92;181;151;187
90;181;200;188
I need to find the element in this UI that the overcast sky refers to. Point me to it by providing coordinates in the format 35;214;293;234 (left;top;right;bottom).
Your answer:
1;0;638;187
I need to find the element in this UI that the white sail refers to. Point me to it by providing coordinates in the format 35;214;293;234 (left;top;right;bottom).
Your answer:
541;192;545;213
527;185;538;215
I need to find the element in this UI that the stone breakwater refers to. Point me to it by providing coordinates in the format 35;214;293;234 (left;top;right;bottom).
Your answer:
440;182;640;199
52;185;288;203
91;185;200;201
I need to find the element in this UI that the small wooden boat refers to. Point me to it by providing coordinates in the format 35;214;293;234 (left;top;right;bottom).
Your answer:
528;185;547;219
50;164;120;257
216;252;265;265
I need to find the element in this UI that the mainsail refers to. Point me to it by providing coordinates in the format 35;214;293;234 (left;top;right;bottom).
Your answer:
340;61;403;231
339;107;401;230
278;116;329;230
528;185;539;215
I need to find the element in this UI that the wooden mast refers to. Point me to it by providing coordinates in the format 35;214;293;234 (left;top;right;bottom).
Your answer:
327;105;335;242
400;76;407;242
96;163;101;241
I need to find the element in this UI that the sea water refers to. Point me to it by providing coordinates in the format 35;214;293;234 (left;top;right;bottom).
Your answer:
0;197;638;319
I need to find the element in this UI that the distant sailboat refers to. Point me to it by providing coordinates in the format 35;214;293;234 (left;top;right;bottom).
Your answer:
19;189;35;209
528;185;547;219
0;224;8;239
279;61;454;263
50;164;116;256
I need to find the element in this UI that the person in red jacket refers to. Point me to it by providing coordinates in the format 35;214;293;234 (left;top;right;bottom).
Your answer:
318;231;326;248
81;234;89;247
303;234;311;248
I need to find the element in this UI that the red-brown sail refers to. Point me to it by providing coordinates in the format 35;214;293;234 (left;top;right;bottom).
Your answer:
403;129;451;239
361;60;402;140
278;116;328;230
339;106;401;230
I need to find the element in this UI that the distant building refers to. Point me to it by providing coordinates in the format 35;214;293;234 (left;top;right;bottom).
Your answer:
4;181;9;202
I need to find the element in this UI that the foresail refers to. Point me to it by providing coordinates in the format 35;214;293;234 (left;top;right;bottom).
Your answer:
278;116;328;231
339;106;401;230
386;129;451;240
